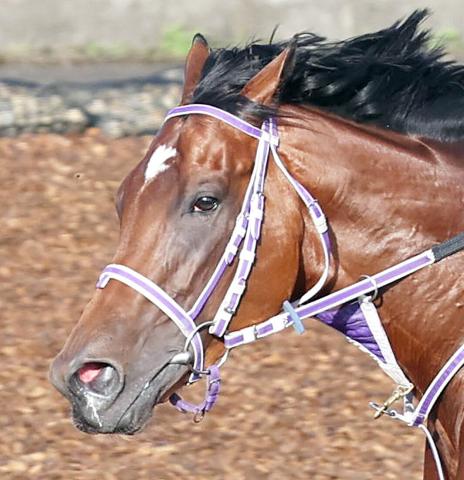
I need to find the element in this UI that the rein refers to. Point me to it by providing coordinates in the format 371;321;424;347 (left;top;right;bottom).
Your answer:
96;104;464;479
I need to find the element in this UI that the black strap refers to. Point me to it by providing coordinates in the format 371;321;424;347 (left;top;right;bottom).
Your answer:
432;232;464;262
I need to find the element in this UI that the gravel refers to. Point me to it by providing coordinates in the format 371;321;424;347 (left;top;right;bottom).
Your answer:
0;66;183;137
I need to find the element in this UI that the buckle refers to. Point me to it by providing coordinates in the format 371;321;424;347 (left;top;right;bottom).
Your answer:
369;384;414;419
241;325;258;344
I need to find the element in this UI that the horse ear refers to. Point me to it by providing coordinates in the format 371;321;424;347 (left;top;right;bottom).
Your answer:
240;42;296;105
181;33;210;104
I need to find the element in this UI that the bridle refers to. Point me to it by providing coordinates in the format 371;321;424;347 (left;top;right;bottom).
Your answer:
96;103;464;478
97;103;332;392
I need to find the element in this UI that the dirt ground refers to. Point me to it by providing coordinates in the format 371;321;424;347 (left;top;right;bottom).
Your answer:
0;131;424;479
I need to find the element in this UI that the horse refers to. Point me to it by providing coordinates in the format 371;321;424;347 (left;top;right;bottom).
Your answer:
50;10;464;479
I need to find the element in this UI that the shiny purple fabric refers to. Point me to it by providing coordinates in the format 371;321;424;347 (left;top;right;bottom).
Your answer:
316;303;385;362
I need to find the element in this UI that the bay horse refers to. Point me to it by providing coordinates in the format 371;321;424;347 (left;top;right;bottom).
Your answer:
50;11;464;479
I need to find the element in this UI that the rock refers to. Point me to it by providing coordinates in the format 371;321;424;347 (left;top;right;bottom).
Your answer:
0;76;181;137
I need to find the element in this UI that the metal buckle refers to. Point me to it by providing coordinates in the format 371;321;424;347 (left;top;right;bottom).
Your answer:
241;324;258;344
193;410;206;423
369;384;414;419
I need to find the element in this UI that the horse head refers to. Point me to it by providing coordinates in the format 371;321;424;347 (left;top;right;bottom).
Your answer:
49;38;314;434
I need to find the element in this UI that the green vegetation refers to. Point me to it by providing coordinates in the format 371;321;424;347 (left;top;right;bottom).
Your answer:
430;27;463;53
0;26;201;63
159;25;196;58
77;41;134;60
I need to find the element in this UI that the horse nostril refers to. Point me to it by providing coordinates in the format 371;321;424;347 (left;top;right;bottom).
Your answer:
73;362;122;398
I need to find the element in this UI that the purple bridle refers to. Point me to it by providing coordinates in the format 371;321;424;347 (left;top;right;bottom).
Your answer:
97;103;331;412
96;103;464;479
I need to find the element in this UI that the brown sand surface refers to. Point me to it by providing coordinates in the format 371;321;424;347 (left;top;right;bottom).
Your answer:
0;131;423;479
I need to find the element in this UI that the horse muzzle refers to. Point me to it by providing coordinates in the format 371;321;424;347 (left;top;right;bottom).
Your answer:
50;343;188;434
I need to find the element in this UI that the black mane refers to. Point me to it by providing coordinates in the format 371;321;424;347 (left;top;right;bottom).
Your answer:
192;10;464;142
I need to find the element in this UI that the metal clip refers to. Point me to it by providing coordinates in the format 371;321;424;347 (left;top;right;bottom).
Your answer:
193;410;205;423
370;384;414;419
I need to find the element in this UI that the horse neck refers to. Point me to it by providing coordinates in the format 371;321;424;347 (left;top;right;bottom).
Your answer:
277;106;464;393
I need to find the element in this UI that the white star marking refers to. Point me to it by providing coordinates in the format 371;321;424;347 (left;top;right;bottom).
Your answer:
144;144;177;182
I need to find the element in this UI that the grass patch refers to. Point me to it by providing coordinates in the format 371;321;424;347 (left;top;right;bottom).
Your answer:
430;27;463;53
160;25;196;58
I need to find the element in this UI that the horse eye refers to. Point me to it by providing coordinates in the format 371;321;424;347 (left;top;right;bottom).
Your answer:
192;196;219;213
